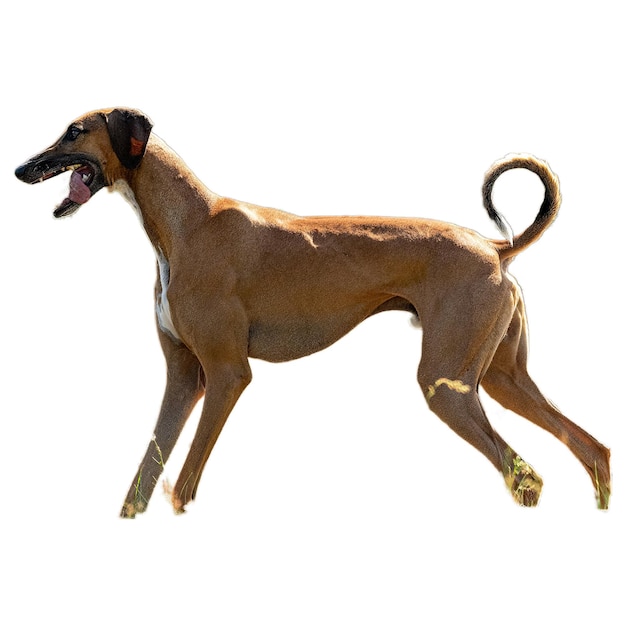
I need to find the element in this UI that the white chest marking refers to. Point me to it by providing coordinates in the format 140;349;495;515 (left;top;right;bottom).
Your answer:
113;181;181;342
155;249;181;342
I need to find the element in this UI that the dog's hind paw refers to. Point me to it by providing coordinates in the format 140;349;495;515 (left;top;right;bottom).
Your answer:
504;456;543;507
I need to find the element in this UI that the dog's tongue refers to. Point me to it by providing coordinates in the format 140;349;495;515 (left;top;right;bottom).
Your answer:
68;169;91;204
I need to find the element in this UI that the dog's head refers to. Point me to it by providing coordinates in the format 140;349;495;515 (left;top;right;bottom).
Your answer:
15;108;153;218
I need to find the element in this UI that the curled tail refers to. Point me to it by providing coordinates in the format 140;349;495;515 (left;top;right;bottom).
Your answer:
483;153;561;261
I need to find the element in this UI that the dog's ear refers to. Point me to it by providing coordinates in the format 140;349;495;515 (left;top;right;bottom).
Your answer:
106;108;153;170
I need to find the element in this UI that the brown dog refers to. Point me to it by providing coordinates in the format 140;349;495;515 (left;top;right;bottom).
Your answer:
15;107;611;516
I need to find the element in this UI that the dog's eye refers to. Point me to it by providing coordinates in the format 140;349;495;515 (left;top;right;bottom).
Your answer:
64;126;83;141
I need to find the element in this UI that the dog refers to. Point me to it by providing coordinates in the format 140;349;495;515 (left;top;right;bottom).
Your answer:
15;107;611;516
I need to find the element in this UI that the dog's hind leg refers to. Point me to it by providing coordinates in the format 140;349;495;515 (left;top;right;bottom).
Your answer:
120;332;205;518
416;287;543;506
421;371;543;506
481;299;611;509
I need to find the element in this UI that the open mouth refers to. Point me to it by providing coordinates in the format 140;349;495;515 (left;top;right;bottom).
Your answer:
15;154;105;218
53;164;96;218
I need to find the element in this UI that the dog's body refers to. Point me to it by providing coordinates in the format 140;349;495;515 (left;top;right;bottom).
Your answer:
15;108;611;515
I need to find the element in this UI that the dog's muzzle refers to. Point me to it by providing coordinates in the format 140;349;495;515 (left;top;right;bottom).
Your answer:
15;153;106;218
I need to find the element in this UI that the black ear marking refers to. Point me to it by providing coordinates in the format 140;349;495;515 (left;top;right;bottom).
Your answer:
107;108;153;169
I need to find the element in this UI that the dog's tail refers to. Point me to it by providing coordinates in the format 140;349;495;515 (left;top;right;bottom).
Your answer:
483;153;561;261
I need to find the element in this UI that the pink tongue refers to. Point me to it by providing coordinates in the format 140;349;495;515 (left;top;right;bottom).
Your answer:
69;170;91;204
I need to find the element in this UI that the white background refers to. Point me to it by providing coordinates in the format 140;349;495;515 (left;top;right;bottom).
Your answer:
1;1;624;623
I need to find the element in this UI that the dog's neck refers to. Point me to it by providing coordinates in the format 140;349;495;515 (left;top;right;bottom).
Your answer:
114;134;218;258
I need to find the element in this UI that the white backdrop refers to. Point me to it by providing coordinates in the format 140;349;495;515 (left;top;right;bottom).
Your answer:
2;1;624;624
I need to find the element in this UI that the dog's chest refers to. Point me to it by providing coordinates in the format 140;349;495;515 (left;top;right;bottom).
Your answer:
155;249;180;341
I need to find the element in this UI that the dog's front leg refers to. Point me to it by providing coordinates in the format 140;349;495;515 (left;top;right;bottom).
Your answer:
120;331;205;518
170;358;252;514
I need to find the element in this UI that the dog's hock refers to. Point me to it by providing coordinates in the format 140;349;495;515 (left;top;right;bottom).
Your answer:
425;378;471;402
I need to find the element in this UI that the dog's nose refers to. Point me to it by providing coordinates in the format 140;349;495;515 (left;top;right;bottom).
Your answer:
15;163;27;180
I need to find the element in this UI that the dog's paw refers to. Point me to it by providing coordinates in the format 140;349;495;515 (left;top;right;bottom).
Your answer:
504;457;543;507
120;501;139;519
